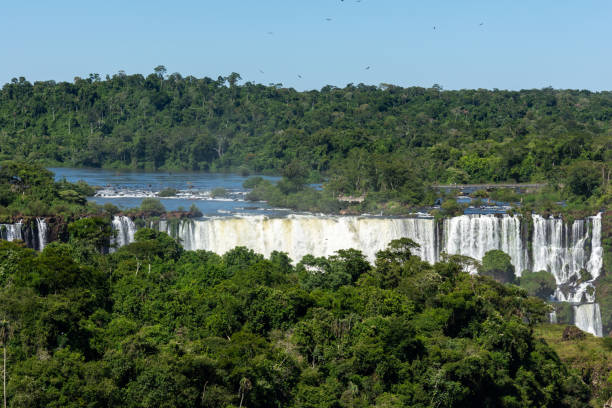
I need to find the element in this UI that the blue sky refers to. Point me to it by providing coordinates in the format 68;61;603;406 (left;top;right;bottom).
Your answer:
1;0;610;91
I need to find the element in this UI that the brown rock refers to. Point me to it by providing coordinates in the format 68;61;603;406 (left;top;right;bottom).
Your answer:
562;325;586;341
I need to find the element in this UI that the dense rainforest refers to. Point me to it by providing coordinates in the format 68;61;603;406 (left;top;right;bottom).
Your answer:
0;69;610;212
1;225;605;408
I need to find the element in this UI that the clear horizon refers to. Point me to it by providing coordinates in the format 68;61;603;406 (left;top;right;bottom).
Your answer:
2;0;611;91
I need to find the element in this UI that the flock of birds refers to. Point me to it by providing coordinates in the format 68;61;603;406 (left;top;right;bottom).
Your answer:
259;2;484;81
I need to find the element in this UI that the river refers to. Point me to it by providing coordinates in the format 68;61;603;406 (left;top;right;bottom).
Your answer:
50;167;286;216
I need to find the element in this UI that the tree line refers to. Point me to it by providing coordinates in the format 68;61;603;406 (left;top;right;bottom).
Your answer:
0;69;610;209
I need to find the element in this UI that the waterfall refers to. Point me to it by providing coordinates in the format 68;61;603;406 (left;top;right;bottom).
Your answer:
442;214;526;275
0;223;23;241
111;216;137;250
156;215;438;264
532;214;598;284
109;212;604;336
111;213;603;279
586;213;603;280
573;303;603;337
36;218;48;251
555;281;596;303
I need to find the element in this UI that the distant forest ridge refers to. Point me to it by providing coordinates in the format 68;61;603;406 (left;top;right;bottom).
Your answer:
0;69;610;201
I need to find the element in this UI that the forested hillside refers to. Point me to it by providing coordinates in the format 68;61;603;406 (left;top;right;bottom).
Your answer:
0;70;610;207
0;230;597;407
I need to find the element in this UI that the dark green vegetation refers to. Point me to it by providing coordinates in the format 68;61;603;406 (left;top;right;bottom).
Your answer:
534;324;612;407
0;226;600;407
479;249;516;284
596;211;612;334
0;71;610;213
0;161;94;220
519;270;557;300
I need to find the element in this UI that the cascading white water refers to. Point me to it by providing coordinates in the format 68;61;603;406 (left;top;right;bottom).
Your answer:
157;215;438;264
573;303;603;337
442;214;526;275
532;214;599;284
113;213;603;279
555;281;596;303
586;213;603;280
110;212;605;336
36;218;47;251
111;216;137;251
0;223;23;241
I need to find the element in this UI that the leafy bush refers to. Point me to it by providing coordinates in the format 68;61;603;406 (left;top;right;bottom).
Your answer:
520;270;557;299
211;187;228;198
140;198;166;214
188;204;202;217
157;187;178;197
479;249;516;284
103;203;120;215
242;176;265;189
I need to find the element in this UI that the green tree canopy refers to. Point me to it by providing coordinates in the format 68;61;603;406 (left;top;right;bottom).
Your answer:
479;249;516;284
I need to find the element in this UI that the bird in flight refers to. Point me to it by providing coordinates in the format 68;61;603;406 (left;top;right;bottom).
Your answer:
433;26;436;30
365;66;370;70
479;22;484;26
259;69;265;74
267;31;274;35
325;18;332;21
297;74;302;79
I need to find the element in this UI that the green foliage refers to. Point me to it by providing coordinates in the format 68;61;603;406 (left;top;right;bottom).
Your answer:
0;161;91;217
490;188;521;203
139;198;165;214
102;202;120;215
242;176;265;189
440;199;464;217
188;203;202;217
247;179;344;213
565;161;602;197
480;249;516;284
0;233;593;407
68;217;113;254
0;73;609;213
519;270;557;299
210;187;228;198
157;187;177;197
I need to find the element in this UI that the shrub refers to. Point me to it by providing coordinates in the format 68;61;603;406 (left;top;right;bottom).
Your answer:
189;204;203;217
103;203;120;215
140;198;166;214
479;250;516;284
26;200;49;216
158;187;178;197
242;176;265;189
211;187;228;198
519;270;557;299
